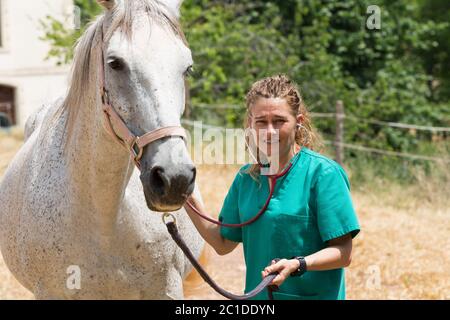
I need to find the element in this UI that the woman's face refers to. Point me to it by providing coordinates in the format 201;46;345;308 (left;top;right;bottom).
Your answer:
249;97;302;158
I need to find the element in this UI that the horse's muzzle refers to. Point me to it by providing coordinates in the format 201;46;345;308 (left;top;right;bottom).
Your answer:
140;162;196;212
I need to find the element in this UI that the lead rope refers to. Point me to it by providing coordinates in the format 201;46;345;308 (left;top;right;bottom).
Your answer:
163;214;280;300
97;25;284;301
172;149;299;299
167;163;291;300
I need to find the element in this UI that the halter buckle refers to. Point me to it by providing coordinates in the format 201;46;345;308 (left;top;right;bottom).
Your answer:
130;137;144;162
101;88;110;105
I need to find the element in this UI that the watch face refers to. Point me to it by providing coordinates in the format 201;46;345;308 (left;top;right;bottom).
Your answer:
297;257;306;272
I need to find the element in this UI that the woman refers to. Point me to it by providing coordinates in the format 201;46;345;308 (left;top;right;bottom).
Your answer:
184;75;360;300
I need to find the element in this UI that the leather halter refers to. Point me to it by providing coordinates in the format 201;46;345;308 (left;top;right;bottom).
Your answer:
98;30;187;169
98;28;285;300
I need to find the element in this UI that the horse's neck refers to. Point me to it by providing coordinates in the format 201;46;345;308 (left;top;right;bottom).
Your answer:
65;95;134;237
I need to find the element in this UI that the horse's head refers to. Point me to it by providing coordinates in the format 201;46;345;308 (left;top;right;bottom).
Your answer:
98;0;195;212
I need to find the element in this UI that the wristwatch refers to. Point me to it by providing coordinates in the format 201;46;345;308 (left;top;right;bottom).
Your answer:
290;256;307;277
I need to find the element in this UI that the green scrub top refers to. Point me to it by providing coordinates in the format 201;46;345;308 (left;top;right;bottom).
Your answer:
218;147;360;300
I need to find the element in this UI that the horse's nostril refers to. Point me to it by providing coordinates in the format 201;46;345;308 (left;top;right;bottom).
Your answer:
147;164;196;201
190;166;197;185
150;166;169;196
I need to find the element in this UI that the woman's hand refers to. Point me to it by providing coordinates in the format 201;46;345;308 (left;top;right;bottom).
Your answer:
261;258;299;286
183;194;239;256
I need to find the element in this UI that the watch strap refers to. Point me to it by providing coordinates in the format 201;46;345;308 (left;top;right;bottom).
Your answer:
290;256;307;277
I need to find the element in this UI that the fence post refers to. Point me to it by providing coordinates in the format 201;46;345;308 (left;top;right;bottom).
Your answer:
335;100;345;165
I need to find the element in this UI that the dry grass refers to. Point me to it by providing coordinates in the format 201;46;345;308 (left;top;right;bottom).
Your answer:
0;128;24;177
0;129;448;300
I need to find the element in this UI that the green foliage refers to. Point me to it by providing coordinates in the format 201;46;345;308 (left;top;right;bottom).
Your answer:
40;0;102;65
417;0;450;101
182;1;303;127
40;0;449;157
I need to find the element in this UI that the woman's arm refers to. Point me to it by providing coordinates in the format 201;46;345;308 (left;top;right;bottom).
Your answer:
261;234;353;286
184;196;239;256
304;233;353;270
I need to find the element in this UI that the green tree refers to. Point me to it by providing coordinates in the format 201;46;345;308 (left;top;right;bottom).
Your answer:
40;0;101;65
40;0;449;154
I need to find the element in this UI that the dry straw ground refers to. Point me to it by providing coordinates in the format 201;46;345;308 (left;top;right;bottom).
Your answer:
0;128;448;300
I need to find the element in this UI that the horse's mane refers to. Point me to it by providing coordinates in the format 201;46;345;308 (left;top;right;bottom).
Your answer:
48;0;186;146
44;1;209;295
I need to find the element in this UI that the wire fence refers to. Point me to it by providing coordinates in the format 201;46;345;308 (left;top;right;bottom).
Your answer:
323;141;449;163
315;114;450;133
190;104;450;132
182;102;450;164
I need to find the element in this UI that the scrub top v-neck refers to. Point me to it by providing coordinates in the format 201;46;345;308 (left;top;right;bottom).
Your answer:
218;147;360;300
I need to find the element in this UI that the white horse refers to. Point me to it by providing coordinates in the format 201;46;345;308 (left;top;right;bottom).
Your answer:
0;0;205;299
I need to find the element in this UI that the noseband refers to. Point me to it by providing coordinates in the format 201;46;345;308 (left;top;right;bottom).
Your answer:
98;29;282;300
98;35;186;170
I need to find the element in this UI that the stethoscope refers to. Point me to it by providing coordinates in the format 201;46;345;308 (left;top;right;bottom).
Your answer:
184;125;300;228
164;125;301;300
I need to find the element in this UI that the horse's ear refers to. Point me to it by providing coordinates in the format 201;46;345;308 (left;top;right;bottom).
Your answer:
162;0;183;18
97;0;116;10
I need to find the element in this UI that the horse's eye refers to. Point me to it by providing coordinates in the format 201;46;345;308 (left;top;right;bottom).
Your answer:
184;65;194;77
107;58;125;71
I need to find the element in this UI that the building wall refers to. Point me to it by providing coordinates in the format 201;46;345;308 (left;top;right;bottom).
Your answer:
0;0;73;127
